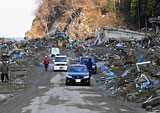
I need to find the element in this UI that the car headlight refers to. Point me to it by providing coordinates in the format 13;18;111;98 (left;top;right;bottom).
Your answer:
66;74;72;78
92;65;95;68
55;66;60;69
84;76;90;79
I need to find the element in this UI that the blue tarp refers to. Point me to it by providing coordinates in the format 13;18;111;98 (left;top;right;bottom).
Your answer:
69;44;73;47
40;63;44;66
13;53;24;58
2;45;9;49
91;43;94;46
154;80;159;85
101;66;109;70
108;72;114;76
91;48;95;51
132;54;145;70
123;64;129;68
57;32;62;35
141;80;150;89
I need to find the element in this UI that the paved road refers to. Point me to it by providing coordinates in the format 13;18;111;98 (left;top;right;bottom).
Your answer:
20;63;145;113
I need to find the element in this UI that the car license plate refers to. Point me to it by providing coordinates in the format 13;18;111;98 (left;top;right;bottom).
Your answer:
60;67;63;69
76;79;81;82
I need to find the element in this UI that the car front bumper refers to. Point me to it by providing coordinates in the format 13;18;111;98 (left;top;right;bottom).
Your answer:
66;77;90;84
54;66;68;71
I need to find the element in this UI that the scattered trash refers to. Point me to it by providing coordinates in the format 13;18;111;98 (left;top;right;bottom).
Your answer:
107;72;114;77
121;70;130;77
96;80;101;84
40;63;44;66
101;66;109;70
136;61;151;71
13;78;24;85
0;94;13;103
100;77;106;81
142;96;160;108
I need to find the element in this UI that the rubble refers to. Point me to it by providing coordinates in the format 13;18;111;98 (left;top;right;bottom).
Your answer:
90;35;160;111
0;27;160;112
0;37;58;103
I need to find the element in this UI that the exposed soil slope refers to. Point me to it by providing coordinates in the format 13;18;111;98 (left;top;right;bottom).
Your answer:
25;0;131;40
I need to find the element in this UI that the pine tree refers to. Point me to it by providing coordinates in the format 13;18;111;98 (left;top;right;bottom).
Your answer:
130;0;139;21
106;0;113;13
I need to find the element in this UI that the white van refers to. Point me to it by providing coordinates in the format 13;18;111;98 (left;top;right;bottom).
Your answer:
51;48;60;57
53;55;69;71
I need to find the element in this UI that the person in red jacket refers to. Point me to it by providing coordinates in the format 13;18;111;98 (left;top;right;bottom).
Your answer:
43;56;49;71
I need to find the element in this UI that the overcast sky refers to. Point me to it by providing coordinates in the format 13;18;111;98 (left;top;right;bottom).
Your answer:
0;0;38;37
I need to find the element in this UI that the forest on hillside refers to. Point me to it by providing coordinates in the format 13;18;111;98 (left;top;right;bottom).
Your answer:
35;0;160;27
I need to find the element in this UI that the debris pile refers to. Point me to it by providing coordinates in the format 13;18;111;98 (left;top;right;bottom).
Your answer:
95;36;160;111
0;38;60;103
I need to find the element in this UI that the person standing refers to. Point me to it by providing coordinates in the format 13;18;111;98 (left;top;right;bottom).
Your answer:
84;58;92;77
43;56;49;71
1;61;9;83
84;59;88;66
86;58;93;77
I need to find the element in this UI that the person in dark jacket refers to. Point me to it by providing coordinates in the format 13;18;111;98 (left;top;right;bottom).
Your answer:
1;61;9;83
84;58;92;77
84;59;88;66
43;56;49;71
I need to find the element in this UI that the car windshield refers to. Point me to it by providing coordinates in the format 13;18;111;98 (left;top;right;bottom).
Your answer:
69;66;88;72
55;57;67;62
80;57;95;64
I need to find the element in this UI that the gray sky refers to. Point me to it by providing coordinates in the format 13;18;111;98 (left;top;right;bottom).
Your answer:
0;0;38;37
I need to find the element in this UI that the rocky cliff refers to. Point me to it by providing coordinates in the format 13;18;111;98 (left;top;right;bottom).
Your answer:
25;0;131;40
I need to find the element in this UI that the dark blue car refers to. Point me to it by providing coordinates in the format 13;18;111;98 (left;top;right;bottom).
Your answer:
80;57;97;74
66;64;90;86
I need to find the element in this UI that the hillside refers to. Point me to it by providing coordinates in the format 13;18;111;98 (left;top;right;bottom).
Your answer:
25;0;132;40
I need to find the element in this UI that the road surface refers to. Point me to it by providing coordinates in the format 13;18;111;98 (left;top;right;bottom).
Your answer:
21;64;145;113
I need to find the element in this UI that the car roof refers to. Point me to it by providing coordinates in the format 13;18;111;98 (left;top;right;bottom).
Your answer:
52;48;59;49
55;55;67;57
80;56;93;58
70;64;86;67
